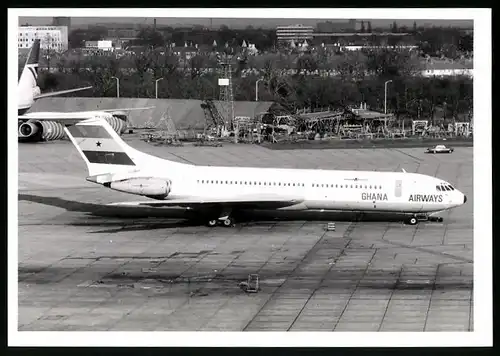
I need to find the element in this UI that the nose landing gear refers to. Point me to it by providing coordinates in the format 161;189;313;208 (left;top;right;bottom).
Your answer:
405;215;444;225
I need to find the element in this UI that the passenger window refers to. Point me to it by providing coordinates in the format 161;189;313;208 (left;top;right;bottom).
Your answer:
336;184;338;188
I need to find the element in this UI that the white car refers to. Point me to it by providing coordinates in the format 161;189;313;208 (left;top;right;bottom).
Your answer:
426;144;454;154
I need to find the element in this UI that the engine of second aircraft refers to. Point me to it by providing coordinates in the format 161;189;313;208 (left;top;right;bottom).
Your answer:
32;86;41;98
18;120;66;141
104;115;127;134
107;177;172;199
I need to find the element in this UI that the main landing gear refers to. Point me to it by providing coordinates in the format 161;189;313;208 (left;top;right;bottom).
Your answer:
206;208;236;227
206;217;235;227
404;214;444;225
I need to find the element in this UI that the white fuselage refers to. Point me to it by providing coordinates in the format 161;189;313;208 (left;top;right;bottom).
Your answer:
127;151;465;215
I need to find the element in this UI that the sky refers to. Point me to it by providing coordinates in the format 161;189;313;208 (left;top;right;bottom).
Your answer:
18;17;473;29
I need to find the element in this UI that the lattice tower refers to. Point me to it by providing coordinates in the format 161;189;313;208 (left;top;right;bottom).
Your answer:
217;55;235;131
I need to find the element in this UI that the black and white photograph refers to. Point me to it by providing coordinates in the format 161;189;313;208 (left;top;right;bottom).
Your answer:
9;8;491;347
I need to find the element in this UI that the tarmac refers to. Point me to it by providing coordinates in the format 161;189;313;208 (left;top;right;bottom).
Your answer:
18;138;473;331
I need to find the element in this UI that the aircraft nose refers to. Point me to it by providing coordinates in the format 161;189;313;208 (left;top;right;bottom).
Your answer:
463;195;467;204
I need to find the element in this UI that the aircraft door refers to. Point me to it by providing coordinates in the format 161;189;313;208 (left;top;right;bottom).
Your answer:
395;180;402;198
394;179;404;211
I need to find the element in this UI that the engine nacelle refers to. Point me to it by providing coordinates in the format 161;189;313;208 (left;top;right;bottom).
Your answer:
107;177;172;199
18;121;66;141
32;86;41;98
104;115;127;134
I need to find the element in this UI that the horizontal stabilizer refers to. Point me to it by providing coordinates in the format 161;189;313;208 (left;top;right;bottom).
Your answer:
20;106;156;121
107;195;304;209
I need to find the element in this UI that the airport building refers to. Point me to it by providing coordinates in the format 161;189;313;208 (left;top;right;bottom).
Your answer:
84;40;114;52
18;25;69;52
276;24;314;44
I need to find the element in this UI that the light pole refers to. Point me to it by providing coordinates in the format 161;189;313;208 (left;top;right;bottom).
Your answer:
111;76;120;98
155;77;164;99
255;78;264;102
384;80;393;114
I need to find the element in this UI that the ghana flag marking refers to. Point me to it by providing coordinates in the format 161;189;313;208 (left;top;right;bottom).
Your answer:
67;124;113;139
82;151;136;166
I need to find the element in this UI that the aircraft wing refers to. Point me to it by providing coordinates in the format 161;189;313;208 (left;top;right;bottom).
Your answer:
19;106;156;121
33;86;93;99
107;195;304;210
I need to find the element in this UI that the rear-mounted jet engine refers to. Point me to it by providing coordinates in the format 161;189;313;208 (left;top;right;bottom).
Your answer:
104;177;172;200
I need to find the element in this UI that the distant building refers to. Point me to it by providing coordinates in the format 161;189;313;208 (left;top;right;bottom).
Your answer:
107;28;140;41
83;40;114;55
276;24;313;44
18;26;68;52
172;45;198;61
85;40;113;50
316;20;357;33
420;59;473;78
52;17;71;29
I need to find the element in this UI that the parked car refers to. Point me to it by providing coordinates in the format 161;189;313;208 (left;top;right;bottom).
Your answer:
426;144;454;154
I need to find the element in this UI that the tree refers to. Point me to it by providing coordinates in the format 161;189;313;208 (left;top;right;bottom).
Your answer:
458;32;473;53
360;21;365;33
413;21;418;34
189;55;207;79
68;29;86;49
134;28;165;49
391;21;398;33
296;54;318;74
367;21;372;33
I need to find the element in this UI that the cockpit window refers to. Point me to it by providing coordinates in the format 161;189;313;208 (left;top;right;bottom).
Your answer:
436;185;442;191
448;185;455;190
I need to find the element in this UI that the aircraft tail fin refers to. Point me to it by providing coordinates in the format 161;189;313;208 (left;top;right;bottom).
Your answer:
18;39;40;109
64;116;191;179
64;117;139;177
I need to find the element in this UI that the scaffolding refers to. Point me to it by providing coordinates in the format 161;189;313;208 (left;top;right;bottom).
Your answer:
140;106;182;145
201;99;225;137
216;54;235;133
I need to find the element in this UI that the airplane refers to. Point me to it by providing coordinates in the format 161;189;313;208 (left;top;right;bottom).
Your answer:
63;116;467;227
18;39;154;142
18;39;93;115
